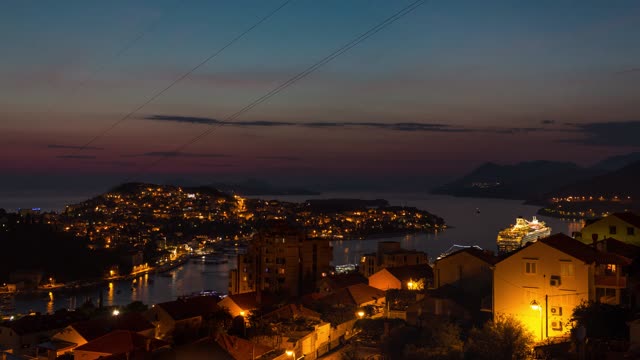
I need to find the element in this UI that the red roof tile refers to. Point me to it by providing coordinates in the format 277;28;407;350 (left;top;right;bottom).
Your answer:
540;233;631;265
69;312;154;341
385;265;433;282
437;247;499;265
262;304;321;322
156;296;219;320
74;330;167;354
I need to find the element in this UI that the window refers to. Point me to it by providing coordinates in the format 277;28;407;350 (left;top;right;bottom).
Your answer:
609;226;617;235
524;261;537;274
560;262;575;276
606;264;617;275
628;227;635;236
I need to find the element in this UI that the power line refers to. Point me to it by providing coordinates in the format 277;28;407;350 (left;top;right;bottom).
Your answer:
130;0;427;180
64;0;293;157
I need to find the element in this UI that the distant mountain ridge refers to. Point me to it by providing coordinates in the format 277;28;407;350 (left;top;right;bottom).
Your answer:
545;160;640;199
432;161;600;200
432;152;640;201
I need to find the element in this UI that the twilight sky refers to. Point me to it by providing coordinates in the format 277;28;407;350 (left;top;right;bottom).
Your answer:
1;0;640;199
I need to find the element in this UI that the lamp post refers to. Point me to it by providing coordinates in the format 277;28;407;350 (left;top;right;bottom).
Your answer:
286;350;295;360
530;300;543;342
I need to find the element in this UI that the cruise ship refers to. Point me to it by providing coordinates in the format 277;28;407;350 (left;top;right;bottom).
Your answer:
497;216;551;254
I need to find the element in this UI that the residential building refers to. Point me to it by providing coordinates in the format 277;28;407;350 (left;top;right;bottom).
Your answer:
0;311;85;355
493;233;632;342
433;247;498;310
434;247;497;290
368;265;433;291
315;272;367;296
318;283;386;316
576;212;640;246
73;330;168;360
359;241;429;278
145;296;219;341
48;312;154;357
217;292;262;319
229;223;332;297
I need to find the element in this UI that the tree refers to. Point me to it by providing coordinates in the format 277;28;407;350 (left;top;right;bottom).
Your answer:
464;315;534;360
571;300;630;340
125;301;148;313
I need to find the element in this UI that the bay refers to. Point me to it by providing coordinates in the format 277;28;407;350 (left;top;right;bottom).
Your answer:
4;193;582;315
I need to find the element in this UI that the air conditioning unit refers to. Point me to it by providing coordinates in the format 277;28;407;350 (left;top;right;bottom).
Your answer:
551;321;563;331
550;275;561;287
550;306;563;316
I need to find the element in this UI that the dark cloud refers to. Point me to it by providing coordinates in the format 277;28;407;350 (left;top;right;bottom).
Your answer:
57;155;97;159
541;120;556;125
142;115;291;127
388;123;470;132
489;127;550;135
257;155;302;161
235;120;294;127
144;115;222;125
130;151;231;158
48;144;103;150
144;114;468;132
562;121;640;147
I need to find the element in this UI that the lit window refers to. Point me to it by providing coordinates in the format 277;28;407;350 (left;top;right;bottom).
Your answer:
628;227;635;236
524;261;537;274
560;262;575;276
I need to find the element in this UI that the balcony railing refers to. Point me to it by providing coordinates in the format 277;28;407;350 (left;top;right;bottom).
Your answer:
594;275;627;287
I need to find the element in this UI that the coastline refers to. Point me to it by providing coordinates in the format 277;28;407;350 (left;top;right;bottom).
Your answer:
7;256;190;298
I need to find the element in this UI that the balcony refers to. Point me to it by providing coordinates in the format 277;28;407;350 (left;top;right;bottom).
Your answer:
594;275;627;288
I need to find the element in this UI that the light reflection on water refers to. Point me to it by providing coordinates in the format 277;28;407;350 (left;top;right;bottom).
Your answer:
7;193;583;315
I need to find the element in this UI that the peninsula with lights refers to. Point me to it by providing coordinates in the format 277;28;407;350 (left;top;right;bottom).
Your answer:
0;182;445;294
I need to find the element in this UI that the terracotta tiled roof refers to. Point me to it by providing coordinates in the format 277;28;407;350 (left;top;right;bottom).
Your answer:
540;233;631;265
322;283;385;307
612;212;640;229
323;273;368;290
68;312;154;342
596;238;640;259
156;296;219;320
385;265;433;282
437;247;499;265
215;333;273;360
262;304;321;322
2;310;86;335
225;292;261;311
74;330;167;354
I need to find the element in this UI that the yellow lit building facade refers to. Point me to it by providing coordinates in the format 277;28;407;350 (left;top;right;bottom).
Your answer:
493;234;630;342
576;212;640;246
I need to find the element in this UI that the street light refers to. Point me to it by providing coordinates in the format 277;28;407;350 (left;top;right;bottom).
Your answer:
286;350;295;359
530;300;542;342
357;310;365;319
